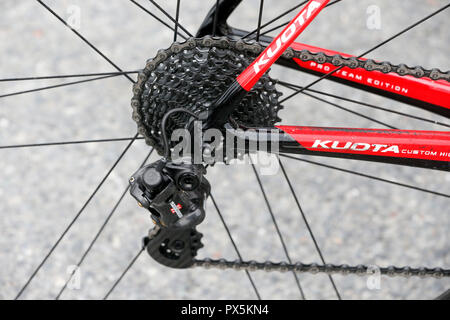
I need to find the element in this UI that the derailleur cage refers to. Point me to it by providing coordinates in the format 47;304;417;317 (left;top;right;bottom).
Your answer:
142;226;203;269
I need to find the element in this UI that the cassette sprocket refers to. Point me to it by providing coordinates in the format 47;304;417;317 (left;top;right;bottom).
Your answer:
131;37;284;155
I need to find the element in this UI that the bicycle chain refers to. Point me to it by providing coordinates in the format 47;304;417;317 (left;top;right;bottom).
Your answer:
193;258;450;278
135;36;449;278
232;37;450;80
132;36;450;92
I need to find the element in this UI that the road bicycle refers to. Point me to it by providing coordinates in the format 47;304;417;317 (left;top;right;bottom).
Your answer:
6;0;450;300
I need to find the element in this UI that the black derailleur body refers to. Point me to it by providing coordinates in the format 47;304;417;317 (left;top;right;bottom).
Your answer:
130;159;210;268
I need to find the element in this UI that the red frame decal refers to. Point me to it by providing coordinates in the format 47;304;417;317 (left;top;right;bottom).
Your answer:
277;125;450;162
237;0;330;91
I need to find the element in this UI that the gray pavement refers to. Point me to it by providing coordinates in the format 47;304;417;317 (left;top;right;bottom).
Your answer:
0;0;449;299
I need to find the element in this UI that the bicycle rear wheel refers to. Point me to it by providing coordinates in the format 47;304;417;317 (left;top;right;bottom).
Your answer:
1;0;449;300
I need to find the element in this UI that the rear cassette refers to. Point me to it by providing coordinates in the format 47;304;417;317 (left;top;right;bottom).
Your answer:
131;37;284;155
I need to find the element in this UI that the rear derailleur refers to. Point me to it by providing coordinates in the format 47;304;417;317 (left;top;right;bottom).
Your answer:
129;159;210;268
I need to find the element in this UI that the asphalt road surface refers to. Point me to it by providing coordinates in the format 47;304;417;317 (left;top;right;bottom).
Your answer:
0;0;449;299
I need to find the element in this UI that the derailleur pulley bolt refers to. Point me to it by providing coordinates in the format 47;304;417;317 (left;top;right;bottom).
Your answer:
177;172;200;191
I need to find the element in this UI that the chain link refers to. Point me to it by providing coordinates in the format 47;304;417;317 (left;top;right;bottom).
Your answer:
194;36;449;80
233;37;450;81
193;258;450;278
135;37;449;94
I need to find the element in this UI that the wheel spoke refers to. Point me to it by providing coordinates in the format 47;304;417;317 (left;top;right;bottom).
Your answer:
0;137;144;150
55;148;154;299
14;133;139;299
210;194;261;300
103;247;145;300
0;71;139;83
326;1;343;8
129;0;188;40
0;74;126;99
255;0;265;42
36;0;134;83
173;0;181;42
250;159;306;300
280;81;397;129
242;1;308;39
278;157;341;299
277;80;450;129
280;3;450;104
280;154;450;198
246;0;342;40
147;0;193;37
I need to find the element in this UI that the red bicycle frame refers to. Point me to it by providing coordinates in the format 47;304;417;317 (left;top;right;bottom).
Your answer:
199;0;450;171
289;42;450;116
